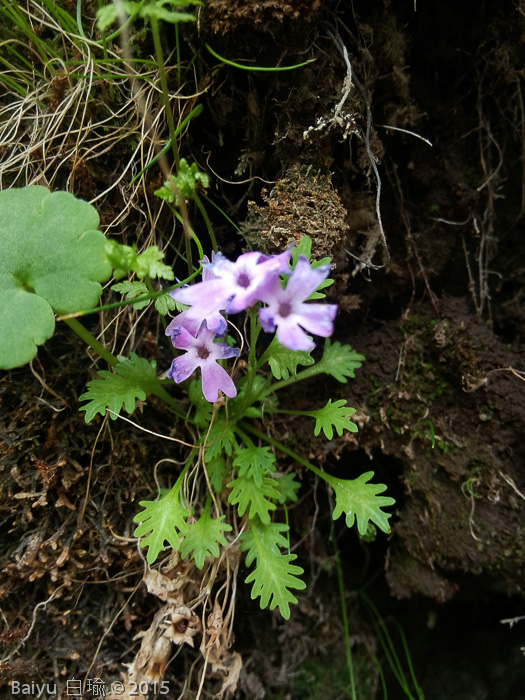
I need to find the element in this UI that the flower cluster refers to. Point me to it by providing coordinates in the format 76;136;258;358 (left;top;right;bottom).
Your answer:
165;249;337;401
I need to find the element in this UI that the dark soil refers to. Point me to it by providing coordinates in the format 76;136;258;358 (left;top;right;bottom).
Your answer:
2;0;525;698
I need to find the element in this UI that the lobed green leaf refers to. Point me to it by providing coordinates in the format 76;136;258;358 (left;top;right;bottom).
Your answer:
316;340;365;383
240;518;305;619
265;336;314;380
79;353;161;422
310;399;358;440
180;500;232;569
133;486;190;564
227;474;279;525
233;445;276;488
323;470;395;536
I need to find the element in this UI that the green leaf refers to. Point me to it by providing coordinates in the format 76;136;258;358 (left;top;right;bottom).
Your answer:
180;500;232;569
291;235;313;264
323;471;395;536
206;457;229;494
188;379;213;428
154;293;177;315
155;160;209;204
316;340;365;383
95;3;119;30
308;399;358;440
0;186;111;369
233;446;276;488
203;418;237;462
265;336;314;380
227;474;279;525
133;485;190;565
111;280;150;309
240;518;306;619
275;472;301;504
79;352;161;422
133;246;174;280
105;241;174;281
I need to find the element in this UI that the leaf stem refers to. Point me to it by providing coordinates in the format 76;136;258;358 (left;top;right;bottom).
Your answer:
238;421;325;481
63;317;117;366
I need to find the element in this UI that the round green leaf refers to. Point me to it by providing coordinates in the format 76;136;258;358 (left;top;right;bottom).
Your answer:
0;186;112;369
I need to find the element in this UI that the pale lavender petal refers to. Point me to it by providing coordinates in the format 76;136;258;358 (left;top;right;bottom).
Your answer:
166;309;203;337
171;278;228;308
170;323;200;350
200;362;237;401
294;303;337;337
166;308;227;337
167;353;198;384
276;320;315;352
253;248;292;273
255;273;283;305
204;251;235;277
286;256;331;301
258;306;277;333
214;342;241;360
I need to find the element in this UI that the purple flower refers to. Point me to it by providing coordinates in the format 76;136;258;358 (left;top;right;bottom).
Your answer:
258;256;337;352
167;323;240;403
206;249;291;314
165;249;291;338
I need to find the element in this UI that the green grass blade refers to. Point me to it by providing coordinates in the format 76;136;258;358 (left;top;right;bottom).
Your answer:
205;43;316;72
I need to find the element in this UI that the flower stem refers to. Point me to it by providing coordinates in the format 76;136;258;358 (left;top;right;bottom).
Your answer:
194;193;218;253
237;311;261;415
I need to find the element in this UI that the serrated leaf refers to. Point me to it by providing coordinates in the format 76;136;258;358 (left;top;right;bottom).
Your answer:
308;277;334;300
275;472;301;504
134;246;174;280
265;336;314;380
309;399;358;440
240;518;306;619
292;235;312;265
155;160;209;204
227;474;279;524
188;379;213;428
141;6;197;23
0;186;111;369
79;353;160;422
323;470;395;535
233;446;276;488
206;457;229;494
155;293;177;315
317;340;365;383
112;280;150;309
204;418;237;462
180;500;232;569
133;485;190;565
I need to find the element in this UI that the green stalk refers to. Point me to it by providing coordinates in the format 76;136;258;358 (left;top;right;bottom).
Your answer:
332;532;357;700
194;193;218;252
97;0;115;102
63;317;118;366
149;12;193;242
130;104;203;184
150;14;180;169
236;311;261;416
201;192;241;233
264;363;324;394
